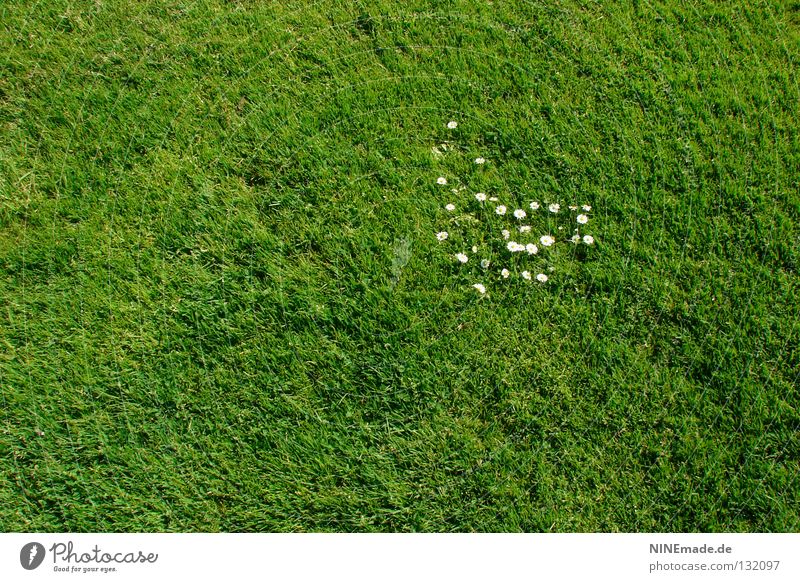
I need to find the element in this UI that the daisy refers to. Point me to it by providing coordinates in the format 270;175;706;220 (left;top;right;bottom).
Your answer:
548;203;560;213
495;205;507;215
519;225;531;233
507;241;525;252
445;203;456;211
501;229;510;240
540;235;555;247
447;121;458;129
456;253;469;263
569;205;578;211
472;283;486;294
530;201;540;210
475;157;485;164
583;235;594;245
536;273;548;283
480;259;490;269
522;271;532;281
501;269;510;279
437;177;448;185
577;214;589;224
526;243;538;255
513;209;527;220
582;204;592;211
472;245;478;253
436;231;448;241
570;234;580;244
475;192;487;202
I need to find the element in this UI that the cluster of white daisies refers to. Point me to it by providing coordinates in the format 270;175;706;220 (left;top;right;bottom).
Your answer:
434;121;596;295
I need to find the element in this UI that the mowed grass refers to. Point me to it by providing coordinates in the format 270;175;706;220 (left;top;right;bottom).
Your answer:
0;0;798;532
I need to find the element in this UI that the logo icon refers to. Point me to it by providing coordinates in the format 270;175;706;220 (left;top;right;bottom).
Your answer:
20;542;46;570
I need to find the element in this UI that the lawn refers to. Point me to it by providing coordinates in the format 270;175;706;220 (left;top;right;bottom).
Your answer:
0;0;798;532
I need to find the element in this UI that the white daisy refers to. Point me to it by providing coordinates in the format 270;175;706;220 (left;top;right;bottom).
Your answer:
536;273;548;283
437;176;448;185
582;204;592;211
507;241;525;252
447;121;458;129
530;201;540;210
540;235;555;247
475;192;487;202
519;225;531;233
475;157;485;164
471;245;478;253
445;203;456;211
480;259;490;269
577;214;589;224
548;203;560;213
436;231;449;241
501;268;510;279
501;229;510;240
513;209;526;220
495;205;507;215
521;271;532;281
526;243;538;255
456;253;469;263
472;283;486;294
583;235;594;245
569;205;578;211
570;234;580;244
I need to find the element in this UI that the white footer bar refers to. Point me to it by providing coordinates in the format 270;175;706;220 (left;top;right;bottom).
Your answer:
2;533;798;581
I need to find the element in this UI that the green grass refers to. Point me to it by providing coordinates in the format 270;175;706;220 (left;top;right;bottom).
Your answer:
0;0;798;532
